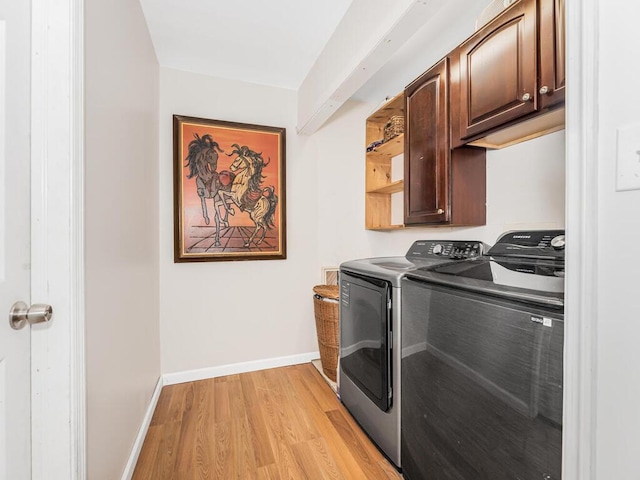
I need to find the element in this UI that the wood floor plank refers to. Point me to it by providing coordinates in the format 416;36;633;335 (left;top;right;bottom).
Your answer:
290;372;370;478
379;458;403;479
255;463;279;480
150;419;183;478
227;378;246;419
215;373;241;383
291;439;329;479
133;363;401;479
326;408;390;479
240;370;260;409
295;364;341;412
232;415;258;479
251;370;286;447
150;383;185;426
334;402;394;465
305;437;345;480
149;388;173;426
194;380;216;480
273;440;307;480
173;383;198;477
281;368;321;441
131;424;163;480
267;367;319;444
214;420;235;479
246;406;276;467
213;381;231;423
295;366;384;472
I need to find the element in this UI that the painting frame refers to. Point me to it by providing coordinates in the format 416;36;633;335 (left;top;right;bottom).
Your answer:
173;115;287;262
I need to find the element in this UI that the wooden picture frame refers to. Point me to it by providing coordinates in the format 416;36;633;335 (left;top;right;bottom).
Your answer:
173;115;286;262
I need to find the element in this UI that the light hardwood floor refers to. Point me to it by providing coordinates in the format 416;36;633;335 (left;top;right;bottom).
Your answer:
132;363;402;479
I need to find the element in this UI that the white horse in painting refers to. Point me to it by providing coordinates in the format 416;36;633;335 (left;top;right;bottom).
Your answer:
218;144;278;247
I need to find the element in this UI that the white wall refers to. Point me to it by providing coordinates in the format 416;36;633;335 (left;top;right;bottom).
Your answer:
314;98;565;267
84;0;160;477
159;68;319;375
595;2;640;477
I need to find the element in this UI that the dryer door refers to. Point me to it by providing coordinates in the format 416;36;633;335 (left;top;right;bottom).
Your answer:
339;271;392;412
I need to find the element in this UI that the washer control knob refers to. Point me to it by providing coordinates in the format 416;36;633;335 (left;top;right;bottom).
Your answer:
551;235;565;250
432;244;443;255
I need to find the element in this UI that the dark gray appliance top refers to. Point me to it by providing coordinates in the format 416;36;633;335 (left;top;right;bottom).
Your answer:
340;240;486;286
405;230;566;308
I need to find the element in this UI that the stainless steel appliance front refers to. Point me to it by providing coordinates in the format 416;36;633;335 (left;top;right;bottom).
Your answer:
340;270;401;466
401;230;565;480
338;240;486;469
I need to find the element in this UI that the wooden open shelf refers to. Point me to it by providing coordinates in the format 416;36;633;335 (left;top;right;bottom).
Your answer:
365;93;405;230
367;179;404;195
367;134;404;159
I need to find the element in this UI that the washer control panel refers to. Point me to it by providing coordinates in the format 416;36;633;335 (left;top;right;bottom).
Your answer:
406;241;485;260
488;230;566;259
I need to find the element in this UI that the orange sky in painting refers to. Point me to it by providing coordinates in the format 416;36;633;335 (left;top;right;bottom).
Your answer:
179;121;283;237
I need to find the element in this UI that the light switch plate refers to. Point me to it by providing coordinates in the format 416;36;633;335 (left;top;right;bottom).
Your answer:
616;123;640;191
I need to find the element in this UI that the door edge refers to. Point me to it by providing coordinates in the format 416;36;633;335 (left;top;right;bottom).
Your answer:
563;0;599;479
30;0;86;478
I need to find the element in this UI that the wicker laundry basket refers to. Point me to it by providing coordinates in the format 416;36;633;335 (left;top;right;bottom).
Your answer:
312;285;340;382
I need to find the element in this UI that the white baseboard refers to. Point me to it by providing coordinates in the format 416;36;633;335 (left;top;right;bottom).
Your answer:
162;351;320;386
120;376;164;480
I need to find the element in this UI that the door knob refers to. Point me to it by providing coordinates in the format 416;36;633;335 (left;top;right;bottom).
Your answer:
9;301;53;330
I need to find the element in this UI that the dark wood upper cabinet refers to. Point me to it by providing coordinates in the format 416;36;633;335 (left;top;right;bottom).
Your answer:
404;59;449;225
453;0;537;146
405;58;486;226
451;0;566;148
539;0;565;109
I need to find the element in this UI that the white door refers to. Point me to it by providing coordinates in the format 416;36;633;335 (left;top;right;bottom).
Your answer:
0;0;32;479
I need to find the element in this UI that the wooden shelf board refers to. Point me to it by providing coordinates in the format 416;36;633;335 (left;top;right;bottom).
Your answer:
367;179;404;195
366;224;405;231
367;134;404;159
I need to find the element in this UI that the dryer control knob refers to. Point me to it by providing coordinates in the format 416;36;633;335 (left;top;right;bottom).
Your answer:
432;244;443;255
551;235;565;250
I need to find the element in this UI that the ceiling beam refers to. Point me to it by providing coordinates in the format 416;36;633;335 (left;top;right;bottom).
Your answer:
296;0;446;135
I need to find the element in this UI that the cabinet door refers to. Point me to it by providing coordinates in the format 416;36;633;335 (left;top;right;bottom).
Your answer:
539;0;565;109
404;58;449;225
456;0;537;141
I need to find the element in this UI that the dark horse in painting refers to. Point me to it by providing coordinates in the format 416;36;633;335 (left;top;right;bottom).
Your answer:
184;134;235;246
219;144;278;247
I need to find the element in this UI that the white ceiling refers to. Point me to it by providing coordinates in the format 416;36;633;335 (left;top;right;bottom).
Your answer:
139;0;352;90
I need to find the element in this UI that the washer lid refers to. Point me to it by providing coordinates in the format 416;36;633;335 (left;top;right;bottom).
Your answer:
340;240;488;287
340;257;421;286
406;257;564;309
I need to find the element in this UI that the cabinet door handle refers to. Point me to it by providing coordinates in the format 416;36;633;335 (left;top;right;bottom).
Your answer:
539;85;551;95
437;208;444;214
522;93;532;102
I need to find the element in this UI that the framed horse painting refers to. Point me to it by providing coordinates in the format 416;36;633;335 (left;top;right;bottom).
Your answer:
173;115;286;262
